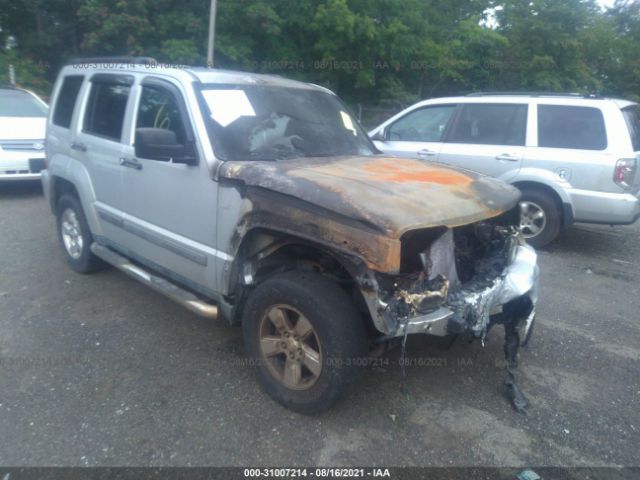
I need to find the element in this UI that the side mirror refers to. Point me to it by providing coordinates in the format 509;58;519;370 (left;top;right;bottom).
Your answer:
370;126;388;142
135;128;197;165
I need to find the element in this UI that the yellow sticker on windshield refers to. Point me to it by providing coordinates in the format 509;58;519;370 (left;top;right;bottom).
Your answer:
340;111;357;136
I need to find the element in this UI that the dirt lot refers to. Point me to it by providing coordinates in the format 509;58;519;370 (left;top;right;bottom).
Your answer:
0;181;638;467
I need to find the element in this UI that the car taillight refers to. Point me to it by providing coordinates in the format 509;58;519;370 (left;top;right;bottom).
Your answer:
613;158;637;190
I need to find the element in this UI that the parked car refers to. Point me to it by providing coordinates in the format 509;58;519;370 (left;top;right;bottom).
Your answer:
42;58;539;413
369;93;640;247
0;85;48;181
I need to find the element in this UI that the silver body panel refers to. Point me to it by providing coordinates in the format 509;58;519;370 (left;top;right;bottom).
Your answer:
371;95;640;226
43;65;539;336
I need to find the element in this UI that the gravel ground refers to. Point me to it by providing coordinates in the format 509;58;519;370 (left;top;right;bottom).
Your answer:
0;181;638;467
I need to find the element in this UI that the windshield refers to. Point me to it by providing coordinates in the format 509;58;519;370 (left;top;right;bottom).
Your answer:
0;89;48;117
198;85;376;161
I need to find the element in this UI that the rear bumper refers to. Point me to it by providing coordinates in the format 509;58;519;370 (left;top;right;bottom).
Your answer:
569;188;640;225
396;244;539;339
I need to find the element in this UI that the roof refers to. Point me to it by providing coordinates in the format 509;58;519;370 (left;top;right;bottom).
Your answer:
0;86;30;95
62;57;326;92
466;91;604;99
406;95;636;108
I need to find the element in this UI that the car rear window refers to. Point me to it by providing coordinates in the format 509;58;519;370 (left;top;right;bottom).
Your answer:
538;105;607;150
83;80;131;141
448;103;528;146
622;105;640;152
0;89;48;117
52;76;84;128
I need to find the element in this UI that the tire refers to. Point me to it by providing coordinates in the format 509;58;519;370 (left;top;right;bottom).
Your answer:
518;186;561;248
56;194;104;273
242;271;368;414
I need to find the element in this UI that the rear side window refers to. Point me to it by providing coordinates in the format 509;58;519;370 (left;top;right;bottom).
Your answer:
538;105;607;150
448;104;527;146
622;105;640;151
84;81;131;141
53;76;84;128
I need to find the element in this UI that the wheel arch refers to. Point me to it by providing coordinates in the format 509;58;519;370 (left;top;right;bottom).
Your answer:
226;227;373;332
512;179;573;228
49;166;101;235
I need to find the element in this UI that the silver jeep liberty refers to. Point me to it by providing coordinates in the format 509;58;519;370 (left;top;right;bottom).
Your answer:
42;58;539;413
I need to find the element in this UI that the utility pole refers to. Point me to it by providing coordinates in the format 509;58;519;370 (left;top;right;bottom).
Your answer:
8;64;16;86
207;0;217;68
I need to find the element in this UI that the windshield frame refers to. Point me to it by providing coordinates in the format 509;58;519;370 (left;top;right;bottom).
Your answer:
194;82;377;162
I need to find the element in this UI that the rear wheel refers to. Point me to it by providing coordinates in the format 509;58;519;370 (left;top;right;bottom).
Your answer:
518;187;561;248
56;194;104;273
242;271;368;414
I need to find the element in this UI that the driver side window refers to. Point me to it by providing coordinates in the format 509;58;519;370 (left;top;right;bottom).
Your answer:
136;85;187;144
388;105;457;142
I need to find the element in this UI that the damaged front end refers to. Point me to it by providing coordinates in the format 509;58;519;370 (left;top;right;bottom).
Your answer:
360;210;539;412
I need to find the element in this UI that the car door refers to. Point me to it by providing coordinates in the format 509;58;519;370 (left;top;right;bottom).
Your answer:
373;104;457;160
438;103;528;181
74;73;133;244
119;77;220;295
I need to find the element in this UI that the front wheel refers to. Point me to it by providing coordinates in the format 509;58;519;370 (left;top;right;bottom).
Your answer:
518;187;562;248
242;271;368;414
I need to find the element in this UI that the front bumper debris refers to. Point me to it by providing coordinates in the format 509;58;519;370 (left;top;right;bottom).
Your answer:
372;227;539;413
389;243;538;340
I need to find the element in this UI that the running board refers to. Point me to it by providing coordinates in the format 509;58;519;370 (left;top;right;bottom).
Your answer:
90;243;219;319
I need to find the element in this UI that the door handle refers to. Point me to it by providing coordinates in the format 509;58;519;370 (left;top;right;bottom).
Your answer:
417;148;436;157
70;142;87;152
119;157;142;170
496;153;519;162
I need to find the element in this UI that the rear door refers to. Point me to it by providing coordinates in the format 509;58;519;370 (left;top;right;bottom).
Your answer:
74;73;133;243
438;103;528;181
373;104;457;160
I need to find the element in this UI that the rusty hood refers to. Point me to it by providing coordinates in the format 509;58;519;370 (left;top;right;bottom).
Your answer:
219;155;520;238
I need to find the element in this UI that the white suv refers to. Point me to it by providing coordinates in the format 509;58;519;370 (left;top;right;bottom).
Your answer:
370;93;640;247
0;86;48;181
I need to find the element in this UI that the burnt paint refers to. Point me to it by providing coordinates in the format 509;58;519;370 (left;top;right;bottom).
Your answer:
230;186;402;274
219;155;520;239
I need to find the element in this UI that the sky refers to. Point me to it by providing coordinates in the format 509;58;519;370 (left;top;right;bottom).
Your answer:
597;0;616;8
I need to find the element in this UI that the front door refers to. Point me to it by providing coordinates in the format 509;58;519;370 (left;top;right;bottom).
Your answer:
373;104;457;160
119;77;220;294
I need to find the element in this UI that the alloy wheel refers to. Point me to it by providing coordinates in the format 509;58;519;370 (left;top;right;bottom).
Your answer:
258;304;323;390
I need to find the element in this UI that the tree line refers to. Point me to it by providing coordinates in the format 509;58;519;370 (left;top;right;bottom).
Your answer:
1;0;639;118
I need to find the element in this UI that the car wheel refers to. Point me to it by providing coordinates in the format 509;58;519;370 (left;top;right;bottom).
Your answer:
242;271;368;414
56;194;104;273
518;187;561;248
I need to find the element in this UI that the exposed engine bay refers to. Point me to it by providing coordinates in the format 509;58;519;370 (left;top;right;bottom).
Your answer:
361;210;538;412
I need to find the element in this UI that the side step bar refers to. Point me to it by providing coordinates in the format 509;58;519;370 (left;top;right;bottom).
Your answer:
90;243;219;319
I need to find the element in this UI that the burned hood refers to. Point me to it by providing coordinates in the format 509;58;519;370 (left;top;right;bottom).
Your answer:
219;155;520;237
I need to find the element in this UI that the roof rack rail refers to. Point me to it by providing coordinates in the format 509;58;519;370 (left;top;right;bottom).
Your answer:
68;56;157;66
466;91;604;99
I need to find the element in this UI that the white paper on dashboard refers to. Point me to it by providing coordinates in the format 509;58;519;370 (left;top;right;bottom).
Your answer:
202;89;256;127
